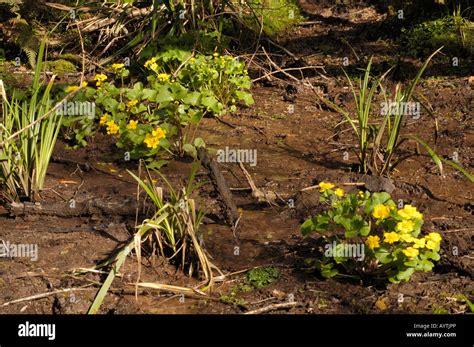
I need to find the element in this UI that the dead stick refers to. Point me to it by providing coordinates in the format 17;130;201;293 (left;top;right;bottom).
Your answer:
1;286;93;307
262;47;300;83
297;21;323;26
264;38;298;60
252;66;324;83
244;302;298;314
198;147;239;225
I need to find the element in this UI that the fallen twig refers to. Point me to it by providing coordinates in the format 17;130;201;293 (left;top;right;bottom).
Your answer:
265;38;298;60
238;162;277;206
1;286;93;307
244;301;298;314
252;65;325;83
197;147;240;226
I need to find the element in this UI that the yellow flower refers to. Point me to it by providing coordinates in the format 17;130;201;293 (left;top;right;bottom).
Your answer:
425;232;441;250
144;133;160;149
99;114;109;125
426;240;439;250
413;238;426;249
383;232;400;244
157;73;170;82
111;63;125;70
319;182;335;192
66;81;86;92
396;219;415;234
425;232;442;243
143;127;166;149
65;85;80;92
126;119;138;130
402;247;419;258
94;73;107;87
366;235;380;250
190;57;196;63
144;57;159;71
144;57;157;68
373;204;391;220
152;127;166;140
126;100;138;110
400;233;415;243
106;120;119;135
398;204;423;220
334;188;345;197
358;191;365;198
213;52;219;57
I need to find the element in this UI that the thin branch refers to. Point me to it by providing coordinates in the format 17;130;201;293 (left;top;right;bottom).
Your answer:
1;286;93;307
244;301;298;314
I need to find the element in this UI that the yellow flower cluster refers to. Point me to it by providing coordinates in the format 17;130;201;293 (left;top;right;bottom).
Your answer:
402;247;419;258
100;114;109;125
373;204;391;220
106;120;119;135
144;57;158;71
65;81;88;92
126;99;138;110
396;219;415;233
393;204;433;256
94;73;107;87
365;197;441;258
366;235;380;250
126;119;138;130
319;181;335;192
383;231;400;244
398;204;423;220
374;229;441;257
318;182;345;197
144;127;166;149
425;232;442;250
157;73;171;83
111;63;125;70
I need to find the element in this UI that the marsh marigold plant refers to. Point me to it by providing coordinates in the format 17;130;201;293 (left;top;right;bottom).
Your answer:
301;182;442;283
65;49;253;165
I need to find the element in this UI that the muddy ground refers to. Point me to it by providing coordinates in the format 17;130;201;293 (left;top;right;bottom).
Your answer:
0;1;472;314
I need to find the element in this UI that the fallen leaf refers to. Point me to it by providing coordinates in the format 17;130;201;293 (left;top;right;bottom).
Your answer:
375;297;388;311
59;180;77;185
272;289;287;300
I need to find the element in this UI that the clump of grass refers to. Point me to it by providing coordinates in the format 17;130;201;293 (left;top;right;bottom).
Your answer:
219;266;280;306
314;48;473;182
0;40;63;202
246;266;280;288
432;305;450;314
87;162;220;314
44;59;77;76
243;0;304;36
401;12;473;57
